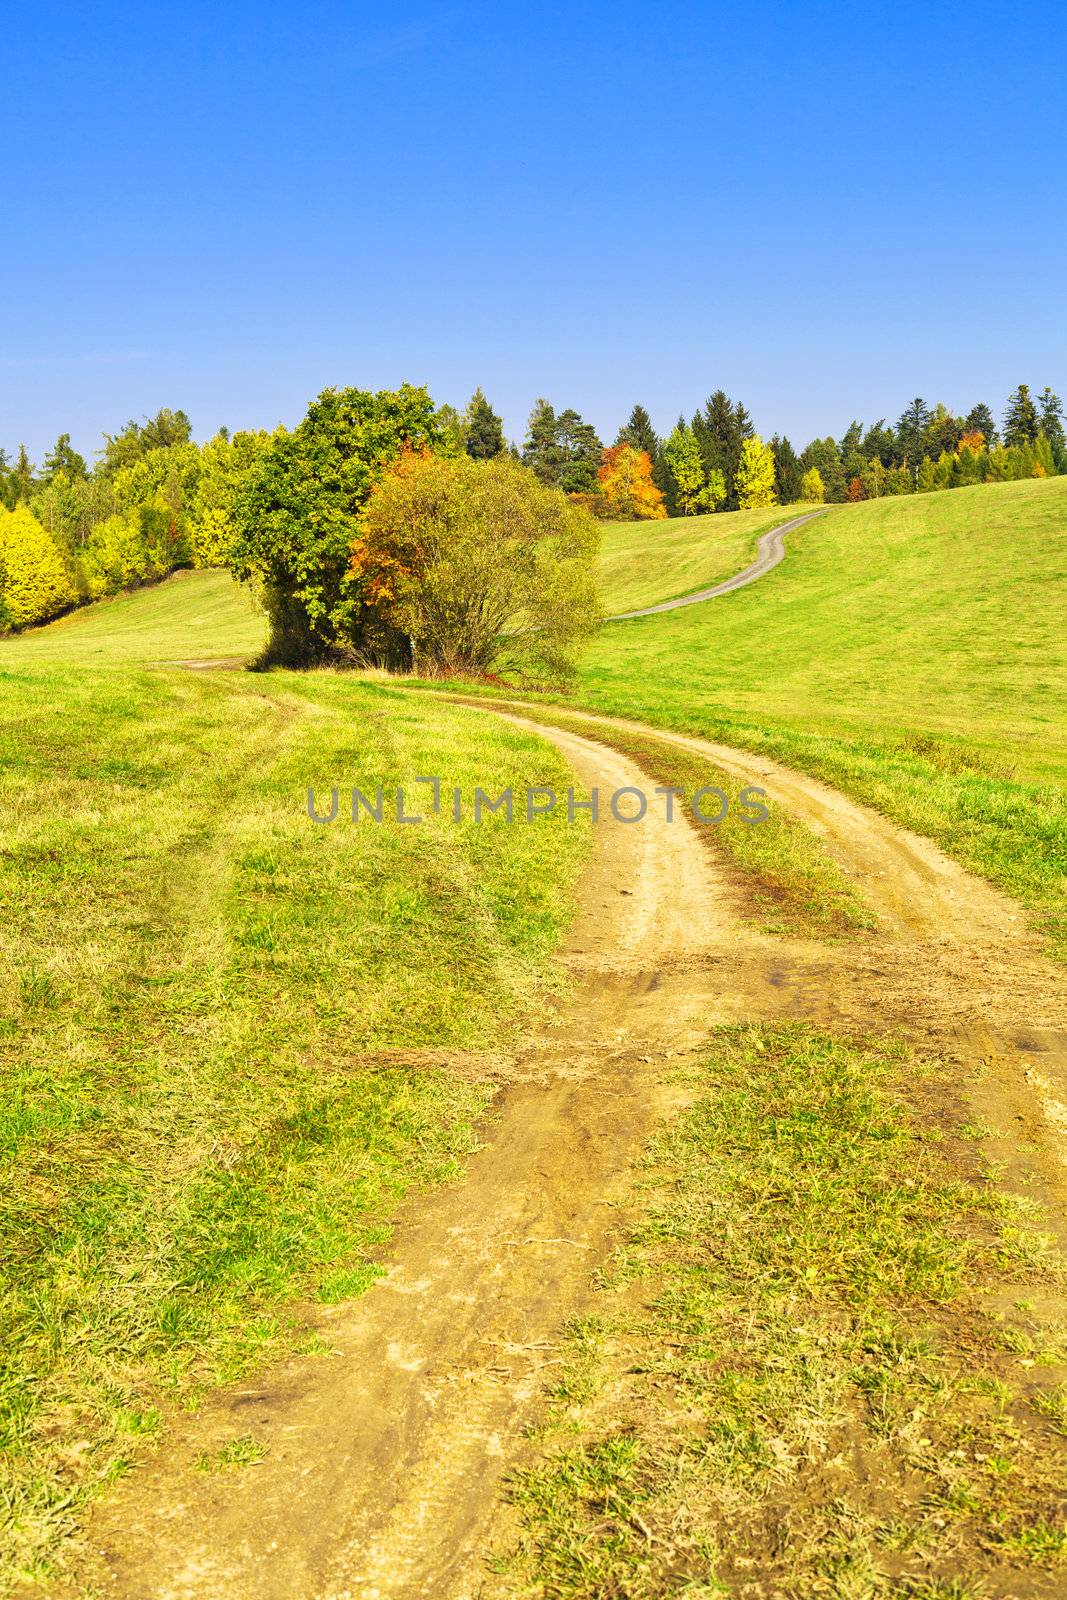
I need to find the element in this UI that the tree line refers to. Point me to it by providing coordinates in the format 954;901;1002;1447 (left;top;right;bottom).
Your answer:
1;379;1063;637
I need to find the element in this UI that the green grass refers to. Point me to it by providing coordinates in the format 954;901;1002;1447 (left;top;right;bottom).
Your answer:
0;657;590;1585
0;567;267;666
598;505;808;615
581;478;1067;954
495;1025;1067;1598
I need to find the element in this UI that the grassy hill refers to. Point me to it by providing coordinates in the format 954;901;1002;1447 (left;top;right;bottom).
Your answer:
581;475;1067;951
598;504;806;614
0;626;589;1578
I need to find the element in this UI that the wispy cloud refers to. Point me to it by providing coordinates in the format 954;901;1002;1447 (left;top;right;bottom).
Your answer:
0;349;151;371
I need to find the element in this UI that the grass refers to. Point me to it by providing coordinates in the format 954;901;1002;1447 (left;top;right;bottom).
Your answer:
0;567;266;666
583;478;1067;956
495;1025;1067;1598
598;505;807;615
0;655;590;1585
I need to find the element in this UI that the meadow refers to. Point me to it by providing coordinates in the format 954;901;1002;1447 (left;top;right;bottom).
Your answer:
597;504;802;614
587;476;1067;955
0;642;589;1578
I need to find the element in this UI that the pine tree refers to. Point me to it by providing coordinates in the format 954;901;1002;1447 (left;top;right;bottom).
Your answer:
464;389;504;460
964;403;998;448
556;409;602;495
11;445;34;504
522;399;562;486
896;398;930;464
615;404;658;460
1038;387;1066;471
42;433;88;483
1003;384;1040;448
770;435;802;503
734;436;777;509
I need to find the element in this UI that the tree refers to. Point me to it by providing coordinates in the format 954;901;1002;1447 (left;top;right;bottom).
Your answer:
771;435;802;503
522;399;562;486
1003;384;1039;448
434;404;468;455
700;470;727;511
557;409;602;495
0;504;76;629
800;437;845;502
799;466;824;503
352;451;600;681
99;408;192;477
923;403;962;460
230;384;441;665
917;456;937;492
10;445;34;504
615;404;658;461
661;423;706;515
734;436;777;509
965;403;998;448
862;420;897;465
694;390;747;508
596;445;666;521
192;429;272;567
896;398;930;464
464;389;504;460
1039;387;1066;471
42;433;87;482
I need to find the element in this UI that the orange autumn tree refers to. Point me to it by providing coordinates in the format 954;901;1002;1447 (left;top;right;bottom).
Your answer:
596;444;667;521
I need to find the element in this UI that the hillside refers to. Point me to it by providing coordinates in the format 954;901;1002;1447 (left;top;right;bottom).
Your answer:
581;475;1067;949
597;504;807;615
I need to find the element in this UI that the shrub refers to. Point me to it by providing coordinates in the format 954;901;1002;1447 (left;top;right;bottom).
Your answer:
0;505;76;629
352;451;601;681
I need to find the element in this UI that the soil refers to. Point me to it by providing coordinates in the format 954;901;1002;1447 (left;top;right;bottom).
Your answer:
38;710;1067;1600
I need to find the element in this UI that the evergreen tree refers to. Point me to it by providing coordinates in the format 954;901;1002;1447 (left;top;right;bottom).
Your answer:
1003;384;1039;448
615;404;658;460
923;404;963;460
964;402;998;447
522;399;562;486
556;409;602;495
770;435;802;503
696;390;746;507
464;388;504;460
1038;387;1066;470
861;420;897;464
839;420;863;461
11;445;35;504
800;437;845;502
896;398;930;464
42;433;88;483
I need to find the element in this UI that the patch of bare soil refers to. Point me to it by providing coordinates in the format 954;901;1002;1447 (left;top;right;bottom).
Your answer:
37;711;1067;1599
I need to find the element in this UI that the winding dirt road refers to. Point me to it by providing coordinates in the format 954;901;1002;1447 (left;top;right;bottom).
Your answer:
46;707;1067;1600
606;508;826;621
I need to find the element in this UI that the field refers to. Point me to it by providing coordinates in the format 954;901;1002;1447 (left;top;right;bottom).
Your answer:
584;476;1067;955
3;476;1067;1596
597;504;804;614
0;646;589;1578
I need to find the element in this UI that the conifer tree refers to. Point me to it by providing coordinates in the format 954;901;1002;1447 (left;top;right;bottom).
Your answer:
1003;384;1040;448
770;435;802;503
964;403;998;448
1038;387;1066;470
896;398;930;464
615;404;658;461
522;399;562;486
464;389;504;460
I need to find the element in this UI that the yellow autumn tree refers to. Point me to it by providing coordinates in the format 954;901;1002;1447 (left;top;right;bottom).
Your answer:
596;445;667;521
735;436;778;508
0;505;76;630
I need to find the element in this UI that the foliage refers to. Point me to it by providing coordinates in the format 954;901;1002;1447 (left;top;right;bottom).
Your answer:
99;407;193;478
522;400;602;493
0;504;76;629
192;429;272;566
734;435;777;508
595;444;666;521
799;466;825;502
464;388;505;459
229;385;441;665
614;404;658;461
352;450;600;679
771;434;802;503
42;433;87;482
661;421;706;515
1003;383;1040;448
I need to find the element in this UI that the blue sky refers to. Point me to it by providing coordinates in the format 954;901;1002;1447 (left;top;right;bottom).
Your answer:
2;1;1064;463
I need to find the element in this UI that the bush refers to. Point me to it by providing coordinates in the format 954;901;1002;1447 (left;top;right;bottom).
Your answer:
352;451;601;681
230;386;441;665
0;505;76;630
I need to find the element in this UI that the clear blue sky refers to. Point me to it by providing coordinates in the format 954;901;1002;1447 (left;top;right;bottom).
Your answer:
2;0;1064;464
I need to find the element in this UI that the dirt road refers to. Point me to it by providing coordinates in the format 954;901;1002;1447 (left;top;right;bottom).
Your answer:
606;508;826;620
47;708;1067;1599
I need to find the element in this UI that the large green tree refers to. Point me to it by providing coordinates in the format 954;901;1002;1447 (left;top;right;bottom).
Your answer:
896;398;930;464
1038;387;1066;469
99;408;192;477
615;404;658;461
522;399;563;485
964;402;998;447
42;433;88;482
1003;384;1039;448
464;388;504;460
662;421;706;515
230;385;441;665
770;435;802;503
